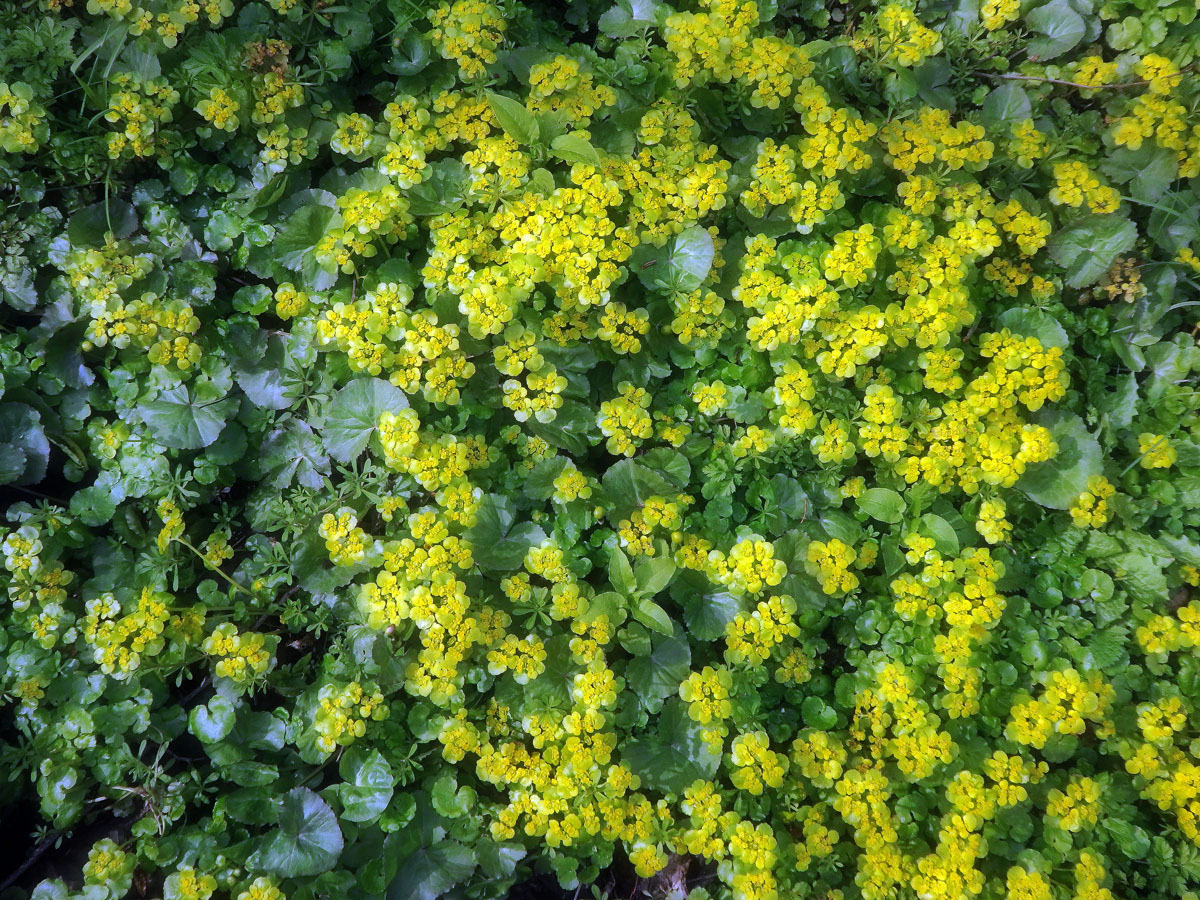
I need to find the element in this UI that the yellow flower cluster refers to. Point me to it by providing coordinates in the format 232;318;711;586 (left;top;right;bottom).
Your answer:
1137;600;1200;654
103;73;179;159
1069;476;1116;528
806;539;858;596
318;508;372;566
598;383;653;457
84;587;175;677
313;681;388;754
201;623;274;683
528;56;615;121
981;0;1019;29
428;0;507;80
1007;668;1115;749
729;731;788;795
165;867;216;900
975;498;1011;544
711;538;787;595
83;839;134;886
1138;433;1176;469
197;87;240;131
875;4;943;68
236;877;285;900
87;0;232;45
0;82;48;153
664;0;814;108
725;594;801;667
680;665;733;728
1049;162;1120;215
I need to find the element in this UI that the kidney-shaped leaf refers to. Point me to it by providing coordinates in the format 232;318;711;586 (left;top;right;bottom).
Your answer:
323;377;409;463
1047;215;1137;288
1019;411;1102;509
140;385;235;451
636;225;715;294
249;788;344;878
388;841;476;900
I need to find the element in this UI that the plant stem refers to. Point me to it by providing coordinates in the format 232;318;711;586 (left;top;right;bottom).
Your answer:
175;537;254;598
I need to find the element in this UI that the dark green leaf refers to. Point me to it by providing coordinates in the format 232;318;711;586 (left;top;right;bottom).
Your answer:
467;495;547;571
249;788;344;878
1025;0;1085;59
981;83;1030;127
140;385;235;451
1047;215;1137;288
388;842;476;900
624;700;721;793
0;403;49;485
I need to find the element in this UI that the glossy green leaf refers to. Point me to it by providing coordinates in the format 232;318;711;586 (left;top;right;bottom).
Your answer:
249;788;344;878
857;488;906;524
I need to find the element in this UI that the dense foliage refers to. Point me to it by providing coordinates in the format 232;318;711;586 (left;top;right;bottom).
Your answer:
3;1;1200;899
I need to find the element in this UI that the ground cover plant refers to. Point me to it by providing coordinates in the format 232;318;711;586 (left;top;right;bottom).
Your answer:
3;0;1200;899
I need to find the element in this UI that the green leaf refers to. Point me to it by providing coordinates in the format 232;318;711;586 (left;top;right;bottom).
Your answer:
624;700;721;793
769;474;811;519
336;749;394;824
641;448;691;488
602;460;678;518
550;134;602;167
467;495;546;571
67;199;137;246
1104;819;1151;859
1097;373;1137;429
276;204;336;272
919;513;960;556
857;488;906;524
69;471;125;526
635;556;676;596
527;399;601;454
389;32;432;75
323;378;409;463
431;774;475;819
633;598;674;635
476;839;526;879
1019;412;1102;509
1100;144;1178;204
802;696;838;730
635;225;715;294
0;445;26;484
261;420;330;490
677;579;741;641
627;631;691;712
486;93;539;145
1148;192;1200;254
189;695;236;743
598;0;661;37
1025;0;1086;59
1112;552;1167;603
249;788;344;878
981;83;1031;128
525;456;569;501
388;841;476;900
140;384;235;450
609;547;636;595
407;160;472;216
0;403;49;485
1047;215;1137;288
996;308;1069;349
